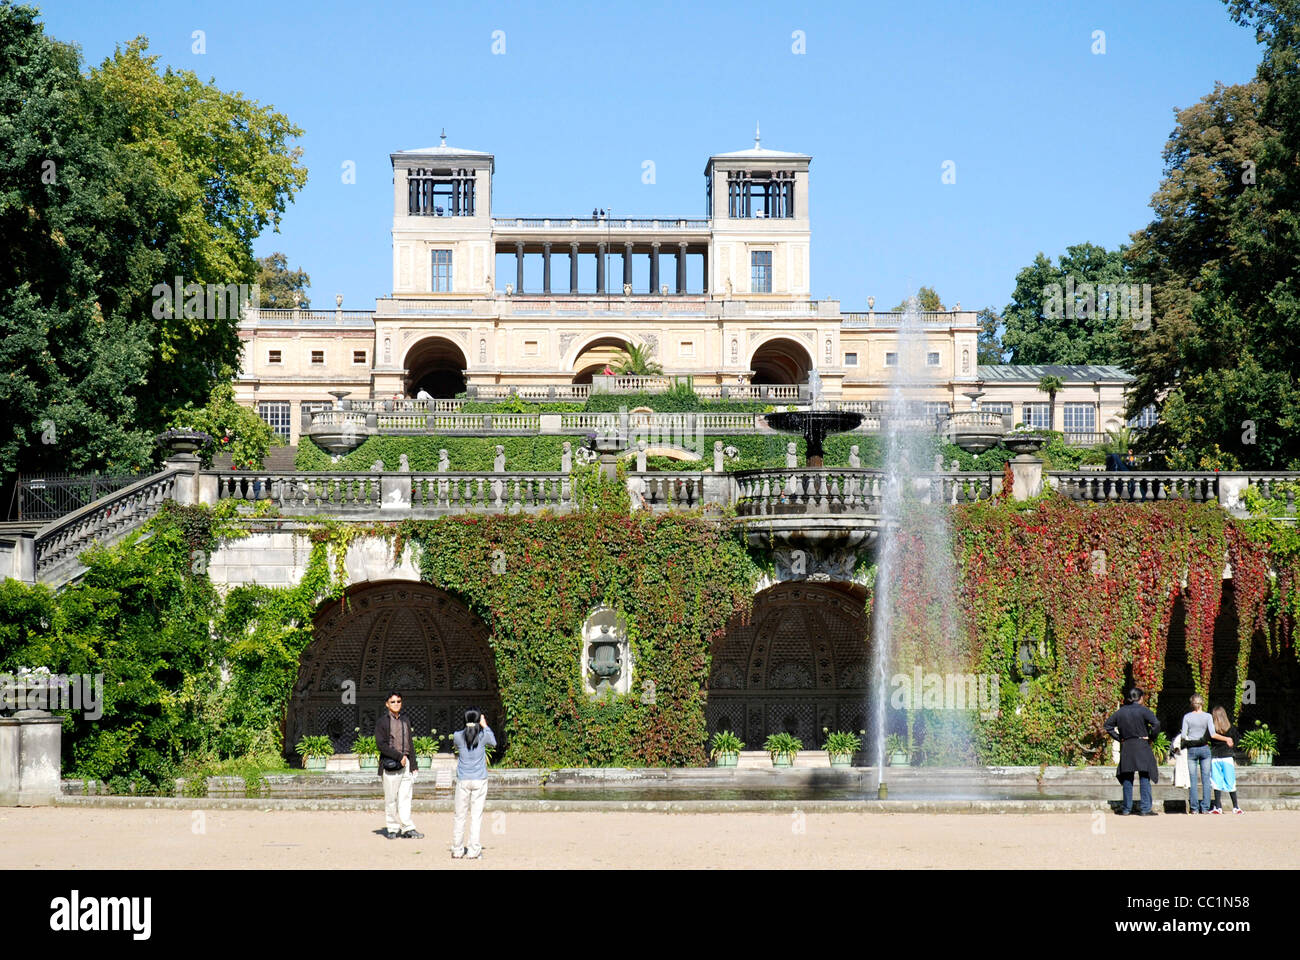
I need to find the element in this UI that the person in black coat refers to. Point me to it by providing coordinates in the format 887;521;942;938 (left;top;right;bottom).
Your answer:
1104;686;1161;815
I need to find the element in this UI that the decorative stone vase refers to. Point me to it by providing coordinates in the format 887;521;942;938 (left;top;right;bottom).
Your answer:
712;752;739;768
771;754;795;768
1250;753;1274;766
888;750;910;767
304;756;327;771
1004;434;1046;457
416;755;434;771
157;428;211;458
358;755;379;771
828;753;852;768
592;432;624;455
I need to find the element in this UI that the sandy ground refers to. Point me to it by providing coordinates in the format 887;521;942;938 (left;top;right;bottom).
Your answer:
2;807;1298;869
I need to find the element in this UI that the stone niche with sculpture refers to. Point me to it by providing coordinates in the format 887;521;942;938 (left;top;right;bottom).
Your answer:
580;606;633;697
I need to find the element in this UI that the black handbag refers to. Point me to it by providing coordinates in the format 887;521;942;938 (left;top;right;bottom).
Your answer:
381;756;402;771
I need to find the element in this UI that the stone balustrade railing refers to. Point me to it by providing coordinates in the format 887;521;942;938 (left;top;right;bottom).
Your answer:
1239;474;1299;513
734;469;1001;517
345;399;470;413
215;471;578;514
491;217;710;231
631;472;706;511
945;410;1007;430
34;469;181;579
218;472;384;510
1049;471;1220;503
409;474;575;513
470;384;590;401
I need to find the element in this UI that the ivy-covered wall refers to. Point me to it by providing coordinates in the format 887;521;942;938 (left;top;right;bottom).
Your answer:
3;490;1298;787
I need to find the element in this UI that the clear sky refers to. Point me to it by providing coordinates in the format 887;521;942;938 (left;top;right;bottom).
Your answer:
35;0;1264;313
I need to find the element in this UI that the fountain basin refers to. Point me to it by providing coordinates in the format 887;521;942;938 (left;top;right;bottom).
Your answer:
764;411;865;467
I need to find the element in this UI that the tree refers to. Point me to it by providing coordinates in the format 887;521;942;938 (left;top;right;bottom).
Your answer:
0;9;307;484
1037;375;1064;433
893;286;945;312
256;253;311;309
169;382;279;469
1120;0;1300;468
975;307;1004;364
614;344;663;376
1001;244;1131;365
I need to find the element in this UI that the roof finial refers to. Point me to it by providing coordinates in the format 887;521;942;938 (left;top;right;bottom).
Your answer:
440;128;447;147
754;122;761;149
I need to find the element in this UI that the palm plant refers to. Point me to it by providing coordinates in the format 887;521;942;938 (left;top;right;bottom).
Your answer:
1036;375;1064;433
614;343;663;376
1101;426;1136;456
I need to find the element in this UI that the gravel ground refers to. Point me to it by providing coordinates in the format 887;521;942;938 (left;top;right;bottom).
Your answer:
3;807;1297;869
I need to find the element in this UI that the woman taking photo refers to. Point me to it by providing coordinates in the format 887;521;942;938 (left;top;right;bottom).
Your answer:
451;709;496;859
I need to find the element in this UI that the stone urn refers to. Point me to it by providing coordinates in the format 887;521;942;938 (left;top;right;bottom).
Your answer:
1004;434;1046;457
157;428;211;459
592;432;625;455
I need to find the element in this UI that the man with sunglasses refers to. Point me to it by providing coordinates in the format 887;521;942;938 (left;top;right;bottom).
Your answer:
376;691;423;839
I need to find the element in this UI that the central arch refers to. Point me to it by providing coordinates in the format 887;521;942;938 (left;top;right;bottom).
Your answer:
404;336;467;398
287;581;503;756
571;335;633;384
749;337;812;385
707;581;869;747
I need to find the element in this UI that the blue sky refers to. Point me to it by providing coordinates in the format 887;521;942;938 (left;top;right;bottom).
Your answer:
37;0;1263;313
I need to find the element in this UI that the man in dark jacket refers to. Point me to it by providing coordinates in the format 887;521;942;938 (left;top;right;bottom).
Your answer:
1104;686;1161;816
376;691;423;839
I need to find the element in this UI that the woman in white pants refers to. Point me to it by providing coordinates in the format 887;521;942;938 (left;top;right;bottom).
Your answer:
452;709;496;859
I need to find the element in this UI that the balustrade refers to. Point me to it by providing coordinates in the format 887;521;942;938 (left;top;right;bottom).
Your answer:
410;473;573;513
34;470;180;577
1049;472;1219;503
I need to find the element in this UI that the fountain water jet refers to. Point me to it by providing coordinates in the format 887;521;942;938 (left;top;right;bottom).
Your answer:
870;296;965;796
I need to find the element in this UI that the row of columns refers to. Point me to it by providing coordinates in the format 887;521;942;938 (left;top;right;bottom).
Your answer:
511;242;705;295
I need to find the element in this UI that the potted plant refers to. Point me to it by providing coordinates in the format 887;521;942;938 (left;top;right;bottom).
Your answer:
710;730;745;767
295;735;332;771
764;732;802;768
822;728;861;768
352;730;379;771
413;730;440;769
886;733;911;767
1151;732;1171;765
1239;721;1278;766
1003;426;1046;457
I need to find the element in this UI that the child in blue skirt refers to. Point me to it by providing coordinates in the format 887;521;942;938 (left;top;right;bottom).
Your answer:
1209;705;1243;814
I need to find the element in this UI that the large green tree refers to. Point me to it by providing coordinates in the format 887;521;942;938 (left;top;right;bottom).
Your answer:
1122;0;1300;468
892;285;945;312
975;307;1004;364
1001;244;1132;365
0;6;306;482
256;252;311;309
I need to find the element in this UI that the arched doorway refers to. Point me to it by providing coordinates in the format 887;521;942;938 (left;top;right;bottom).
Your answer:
707;582;869;747
287;582;503;755
572;336;632;384
749;337;812;385
404;337;467;398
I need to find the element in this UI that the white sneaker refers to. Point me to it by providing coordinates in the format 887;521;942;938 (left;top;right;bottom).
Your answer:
466;847;482;859
451;847;465;859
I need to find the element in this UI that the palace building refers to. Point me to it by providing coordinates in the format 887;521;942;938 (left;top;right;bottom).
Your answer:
233;133;1141;447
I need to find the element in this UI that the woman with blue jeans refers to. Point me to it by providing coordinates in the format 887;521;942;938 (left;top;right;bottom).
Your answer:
451;709;496;859
1181;694;1214;814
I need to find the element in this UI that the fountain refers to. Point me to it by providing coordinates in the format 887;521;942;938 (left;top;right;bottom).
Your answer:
763;370;864;466
870;297;964;799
